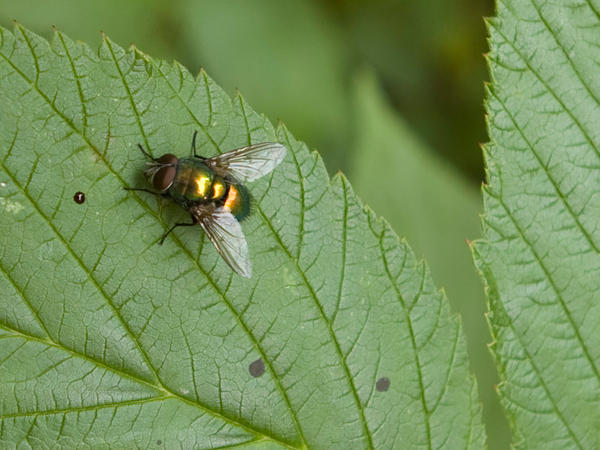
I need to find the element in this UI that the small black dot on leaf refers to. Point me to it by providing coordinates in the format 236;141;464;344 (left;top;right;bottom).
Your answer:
249;358;265;377
73;191;85;204
376;377;390;392
156;440;162;445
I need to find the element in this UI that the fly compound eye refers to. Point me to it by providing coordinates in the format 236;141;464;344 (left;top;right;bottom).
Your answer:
153;166;176;191
156;153;178;165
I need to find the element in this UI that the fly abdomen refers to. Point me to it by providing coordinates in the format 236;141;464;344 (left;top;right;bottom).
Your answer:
223;184;251;221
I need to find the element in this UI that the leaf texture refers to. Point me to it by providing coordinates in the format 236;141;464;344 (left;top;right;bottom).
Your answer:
0;25;484;448
474;1;600;447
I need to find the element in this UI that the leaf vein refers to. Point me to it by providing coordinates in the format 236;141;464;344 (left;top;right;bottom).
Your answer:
56;30;88;137
491;192;600;384
530;0;600;113
504;320;583;448
378;225;431;450
0;259;51;340
0;155;164;388
491;12;600;161
0;397;167;420
490;89;599;252
280;127;306;260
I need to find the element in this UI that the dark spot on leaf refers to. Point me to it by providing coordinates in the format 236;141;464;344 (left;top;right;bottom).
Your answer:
156;440;162;445
249;358;265;377
73;191;85;204
376;377;390;392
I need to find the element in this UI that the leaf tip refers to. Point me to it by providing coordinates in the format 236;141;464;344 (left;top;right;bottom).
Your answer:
482;16;496;30
234;87;243;99
194;66;206;79
275;121;293;142
12;20;24;35
50;25;63;43
332;169;349;188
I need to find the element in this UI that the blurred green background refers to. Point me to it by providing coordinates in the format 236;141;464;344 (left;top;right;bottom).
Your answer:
0;0;509;447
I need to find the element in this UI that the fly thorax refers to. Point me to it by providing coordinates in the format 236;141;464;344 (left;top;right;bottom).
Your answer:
173;162;215;201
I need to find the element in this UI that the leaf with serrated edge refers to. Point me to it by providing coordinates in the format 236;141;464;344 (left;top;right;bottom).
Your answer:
473;1;600;448
0;25;484;448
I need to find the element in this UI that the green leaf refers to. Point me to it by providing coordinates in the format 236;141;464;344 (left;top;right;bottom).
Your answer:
474;1;600;447
0;25;484;448
351;70;510;449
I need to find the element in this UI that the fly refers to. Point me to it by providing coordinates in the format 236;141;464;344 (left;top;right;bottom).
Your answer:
125;131;286;278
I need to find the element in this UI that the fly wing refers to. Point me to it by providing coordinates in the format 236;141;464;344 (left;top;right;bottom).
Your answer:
204;142;286;183
200;206;252;278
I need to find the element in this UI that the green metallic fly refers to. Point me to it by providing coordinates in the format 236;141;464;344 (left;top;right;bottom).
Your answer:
125;131;286;278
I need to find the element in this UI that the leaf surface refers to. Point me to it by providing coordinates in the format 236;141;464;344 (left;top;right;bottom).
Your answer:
474;1;600;447
0;26;483;448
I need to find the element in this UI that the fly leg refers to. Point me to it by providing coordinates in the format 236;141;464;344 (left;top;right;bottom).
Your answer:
135;143;160;161
191;130;205;159
159;215;199;245
123;187;167;197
